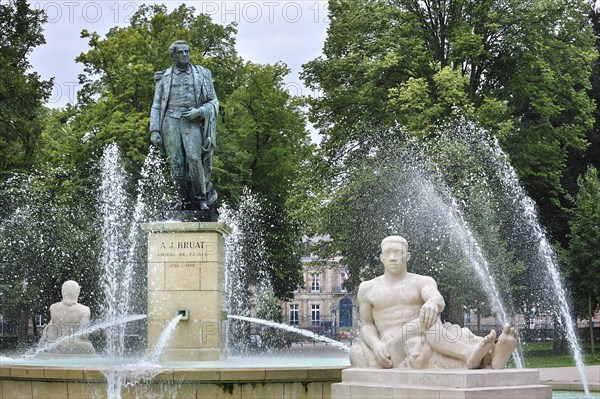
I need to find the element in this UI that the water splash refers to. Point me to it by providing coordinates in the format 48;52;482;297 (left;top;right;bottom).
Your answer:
104;361;164;399
28;314;147;358
149;315;182;363
99;143;131;362
411;174;510;324
396;168;522;367
220;190;272;354
97;144;172;399
431;121;586;387
482;131;590;394
228;315;351;352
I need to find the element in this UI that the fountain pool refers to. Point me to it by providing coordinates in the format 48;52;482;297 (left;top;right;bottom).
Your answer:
0;344;348;399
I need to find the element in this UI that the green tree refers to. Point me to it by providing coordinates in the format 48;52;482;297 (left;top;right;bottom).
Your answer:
0;0;53;175
222;61;312;299
302;0;595;242
585;5;600;182
564;165;600;360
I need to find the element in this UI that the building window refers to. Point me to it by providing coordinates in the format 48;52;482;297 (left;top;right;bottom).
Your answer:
35;314;44;328
310;273;321;293
340;271;348;292
289;304;299;325
311;304;321;325
339;298;353;327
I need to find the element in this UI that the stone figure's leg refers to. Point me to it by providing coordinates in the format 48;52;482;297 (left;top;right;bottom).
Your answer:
162;116;186;203
424;319;496;369
490;324;518;369
387;319;422;367
180;119;206;204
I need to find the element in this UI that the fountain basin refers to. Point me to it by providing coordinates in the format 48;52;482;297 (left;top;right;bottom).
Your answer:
0;361;345;398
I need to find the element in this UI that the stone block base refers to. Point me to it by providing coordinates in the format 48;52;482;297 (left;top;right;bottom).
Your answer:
331;368;552;399
141;221;231;362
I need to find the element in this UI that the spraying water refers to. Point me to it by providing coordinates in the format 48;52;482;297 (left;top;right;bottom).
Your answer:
430;121;588;390
394;167;522;367
221;190;273;354
99;143;130;361
482;131;590;394
28;314;147;358
97;144;172;398
149;315;183;363
227;315;351;352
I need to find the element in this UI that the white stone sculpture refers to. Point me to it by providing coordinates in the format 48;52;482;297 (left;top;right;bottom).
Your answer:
39;280;95;354
349;236;517;369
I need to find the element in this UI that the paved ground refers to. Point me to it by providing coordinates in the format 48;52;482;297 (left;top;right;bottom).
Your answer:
539;365;600;393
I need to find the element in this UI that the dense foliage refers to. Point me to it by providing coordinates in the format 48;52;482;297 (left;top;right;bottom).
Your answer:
302;0;595;241
0;0;52;174
564;166;600;358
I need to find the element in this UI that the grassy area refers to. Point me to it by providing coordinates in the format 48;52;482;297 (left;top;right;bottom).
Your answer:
510;341;600;368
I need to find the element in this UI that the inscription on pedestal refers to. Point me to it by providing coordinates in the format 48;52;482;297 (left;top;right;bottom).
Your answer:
155;241;217;261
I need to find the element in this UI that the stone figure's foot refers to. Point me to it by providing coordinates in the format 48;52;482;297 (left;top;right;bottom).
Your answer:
199;200;209;210
491;324;518;369
466;329;496;369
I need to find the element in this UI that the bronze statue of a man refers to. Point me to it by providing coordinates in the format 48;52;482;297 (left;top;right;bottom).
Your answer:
150;40;218;210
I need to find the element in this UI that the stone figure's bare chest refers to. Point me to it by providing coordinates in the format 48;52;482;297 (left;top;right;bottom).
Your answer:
370;280;423;310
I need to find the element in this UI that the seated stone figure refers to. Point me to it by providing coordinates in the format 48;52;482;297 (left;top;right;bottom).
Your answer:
349;236;518;369
39;280;95;354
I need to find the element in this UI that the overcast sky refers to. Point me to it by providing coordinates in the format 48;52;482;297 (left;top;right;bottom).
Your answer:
27;0;329;108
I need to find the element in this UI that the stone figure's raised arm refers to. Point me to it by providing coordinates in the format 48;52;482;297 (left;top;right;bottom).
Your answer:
419;276;445;329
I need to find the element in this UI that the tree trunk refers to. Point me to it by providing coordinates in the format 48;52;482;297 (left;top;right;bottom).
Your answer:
589;292;597;361
552;314;569;354
17;307;29;346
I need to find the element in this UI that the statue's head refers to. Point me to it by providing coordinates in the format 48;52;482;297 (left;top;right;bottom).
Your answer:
380;236;411;274
169;40;191;68
61;280;80;306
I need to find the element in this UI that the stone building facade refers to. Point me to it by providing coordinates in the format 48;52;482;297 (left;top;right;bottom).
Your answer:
280;255;358;340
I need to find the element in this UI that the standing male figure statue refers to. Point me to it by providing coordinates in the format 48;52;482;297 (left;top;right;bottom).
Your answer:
150;40;218;211
350;236;518;369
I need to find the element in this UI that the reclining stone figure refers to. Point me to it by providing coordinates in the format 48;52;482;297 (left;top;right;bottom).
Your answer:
350;236;518;369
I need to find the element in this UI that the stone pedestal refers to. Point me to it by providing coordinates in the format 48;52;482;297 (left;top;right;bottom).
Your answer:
141;221;231;361
332;368;552;399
